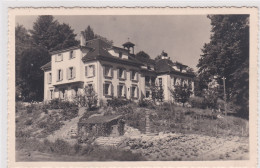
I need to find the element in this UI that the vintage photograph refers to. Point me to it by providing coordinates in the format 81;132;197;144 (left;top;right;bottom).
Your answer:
9;8;257;166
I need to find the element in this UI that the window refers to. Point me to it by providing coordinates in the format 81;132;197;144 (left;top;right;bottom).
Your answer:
151;77;155;86
89;65;95;77
48;89;54;100
145;76;150;86
131;70;138;81
159;78;162;86
72;87;78;98
57;69;63;81
59;88;65;99
103;82;113;97
104;65;113;78
118;84;126;98
48;73;52;84
131;85;139;98
56;54;63;62
119;52;122;58
67;67;76;80
118;68;126;80
69;50;75;59
146;91;150;98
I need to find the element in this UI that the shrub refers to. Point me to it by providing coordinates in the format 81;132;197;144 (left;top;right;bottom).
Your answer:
74;86;98;110
188;96;206;109
138;99;155;109
107;97;132;108
170;85;192;107
26;104;34;113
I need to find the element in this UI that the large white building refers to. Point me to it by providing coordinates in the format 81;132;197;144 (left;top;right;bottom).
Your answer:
41;35;195;103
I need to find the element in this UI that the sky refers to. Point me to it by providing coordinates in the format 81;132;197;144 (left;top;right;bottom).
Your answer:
16;15;212;70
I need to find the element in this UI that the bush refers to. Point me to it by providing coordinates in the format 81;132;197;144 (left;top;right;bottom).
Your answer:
107;97;132;108
188;96;206;109
138;99;155;109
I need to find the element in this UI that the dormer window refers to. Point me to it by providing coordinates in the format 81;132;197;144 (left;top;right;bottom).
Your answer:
56;54;63;62
69;50;75;59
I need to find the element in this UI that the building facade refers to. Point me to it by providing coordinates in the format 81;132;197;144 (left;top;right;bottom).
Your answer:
41;36;195;103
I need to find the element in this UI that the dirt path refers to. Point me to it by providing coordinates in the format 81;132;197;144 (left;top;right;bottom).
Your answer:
46;107;86;144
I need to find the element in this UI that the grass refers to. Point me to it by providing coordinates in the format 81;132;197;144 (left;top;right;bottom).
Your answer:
16;138;146;161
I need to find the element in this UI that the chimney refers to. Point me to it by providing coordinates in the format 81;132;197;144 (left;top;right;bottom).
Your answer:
80;31;86;46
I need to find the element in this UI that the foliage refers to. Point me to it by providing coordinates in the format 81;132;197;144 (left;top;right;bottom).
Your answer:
188;96;206;109
170;85;192;106
30;15;79;51
81;25;95;41
107;97;132;108
44;98;77;109
197;15;249;116
138;99;155;109
74;86;98;110
150;84;164;102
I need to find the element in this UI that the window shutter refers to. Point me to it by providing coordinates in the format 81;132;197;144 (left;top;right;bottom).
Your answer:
137;87;139;99
124;70;126;79
130;87;132;98
136;72;139;81
111;84;114;97
85;66;88;77
130;71;132;80
66;68;69;80
124;85;127;98
61;70;63;80
93;65;95;77
103;83;105;95
117;69;119;79
73;67;76;78
109;67;114;78
57;70;59;81
50;73;52;83
117;85;120;97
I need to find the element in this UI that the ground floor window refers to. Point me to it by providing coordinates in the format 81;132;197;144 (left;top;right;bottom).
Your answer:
118;84;126;98
104;82;113;97
131;85;139;98
48;89;54;100
146;91;150;98
59;88;66;99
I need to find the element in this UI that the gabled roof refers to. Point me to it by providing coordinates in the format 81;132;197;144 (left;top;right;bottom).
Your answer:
50;45;92;55
41;61;51;71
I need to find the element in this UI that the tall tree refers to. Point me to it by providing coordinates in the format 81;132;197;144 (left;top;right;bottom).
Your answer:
15;25;33;100
136;51;151;59
82;25;95;41
19;46;50;101
197;15;249;116
30;15;79;51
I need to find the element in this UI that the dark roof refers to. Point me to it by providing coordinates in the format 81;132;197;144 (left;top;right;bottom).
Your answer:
41;61;51;71
79;115;122;124
82;39;142;66
122;41;135;47
155;59;195;77
135;56;156;66
50;45;92;55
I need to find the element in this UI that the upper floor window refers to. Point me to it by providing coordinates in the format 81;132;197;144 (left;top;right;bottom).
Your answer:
57;69;63;81
67;67;76;80
69;50;75;59
131;70;138;81
118;68;126;80
56;54;63;62
85;65;95;78
159;78;162;86
104;65;113;78
48;73;52;84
